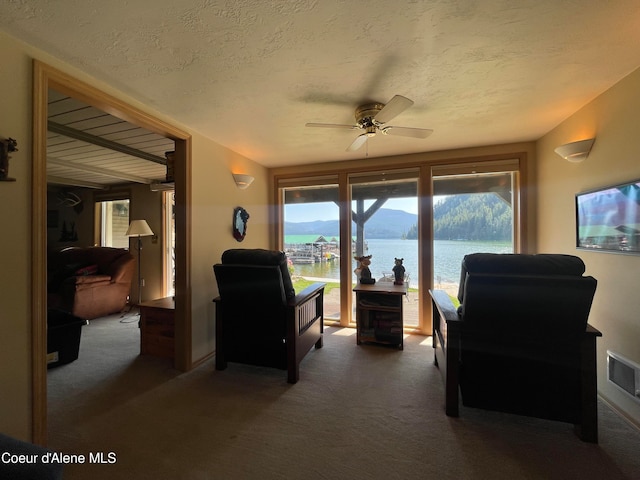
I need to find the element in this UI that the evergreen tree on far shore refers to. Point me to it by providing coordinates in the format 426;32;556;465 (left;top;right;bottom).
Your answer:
404;193;512;241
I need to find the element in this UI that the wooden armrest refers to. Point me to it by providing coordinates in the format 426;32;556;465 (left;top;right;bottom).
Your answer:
429;289;460;324
429;289;462;417
586;323;602;337
290;282;325;306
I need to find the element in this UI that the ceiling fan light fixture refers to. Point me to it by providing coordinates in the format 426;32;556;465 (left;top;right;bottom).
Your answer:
306;94;433;151
346;133;369;152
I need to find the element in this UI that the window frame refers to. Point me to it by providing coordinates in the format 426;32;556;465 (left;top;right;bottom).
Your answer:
94;191;131;248
273;153;528;334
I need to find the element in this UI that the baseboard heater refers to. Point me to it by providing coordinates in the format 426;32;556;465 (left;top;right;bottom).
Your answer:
607;350;640;403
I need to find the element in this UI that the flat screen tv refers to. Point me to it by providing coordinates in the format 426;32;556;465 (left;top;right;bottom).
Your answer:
576;179;640;254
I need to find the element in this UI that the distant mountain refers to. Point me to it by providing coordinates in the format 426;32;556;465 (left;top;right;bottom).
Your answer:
284;194;512;241
358;208;418;239
285;208;417;239
285;219;340;237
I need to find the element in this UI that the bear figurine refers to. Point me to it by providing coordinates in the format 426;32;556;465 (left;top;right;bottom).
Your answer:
354;255;375;285
392;258;405;285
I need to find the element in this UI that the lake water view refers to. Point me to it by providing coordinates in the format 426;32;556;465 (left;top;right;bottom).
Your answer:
290;239;513;288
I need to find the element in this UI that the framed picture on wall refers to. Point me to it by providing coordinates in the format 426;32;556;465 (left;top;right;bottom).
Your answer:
575;178;640;254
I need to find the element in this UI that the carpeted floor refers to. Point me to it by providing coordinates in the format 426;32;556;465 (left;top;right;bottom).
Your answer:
47;312;640;479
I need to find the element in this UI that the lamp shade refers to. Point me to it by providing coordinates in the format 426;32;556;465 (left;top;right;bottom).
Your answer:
126;219;154;237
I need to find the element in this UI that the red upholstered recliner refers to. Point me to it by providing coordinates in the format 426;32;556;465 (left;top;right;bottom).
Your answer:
429;253;601;442
48;246;135;320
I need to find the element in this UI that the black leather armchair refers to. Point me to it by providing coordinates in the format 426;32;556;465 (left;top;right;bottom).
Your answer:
213;249;325;383
429;253;602;442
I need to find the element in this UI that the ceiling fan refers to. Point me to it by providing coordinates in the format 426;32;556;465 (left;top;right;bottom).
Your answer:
305;95;433;152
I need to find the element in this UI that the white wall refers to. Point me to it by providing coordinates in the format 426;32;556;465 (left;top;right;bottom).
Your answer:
0;30;35;440
537;66;640;426
190;130;269;361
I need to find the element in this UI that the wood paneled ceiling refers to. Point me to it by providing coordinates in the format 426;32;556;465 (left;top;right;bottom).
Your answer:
47;89;175;189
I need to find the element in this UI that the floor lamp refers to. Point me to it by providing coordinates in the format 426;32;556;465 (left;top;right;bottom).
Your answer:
126;219;154;306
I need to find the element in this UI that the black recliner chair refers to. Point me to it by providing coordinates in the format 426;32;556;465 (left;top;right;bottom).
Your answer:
429;253;602;442
0;433;63;479
213;249;325;384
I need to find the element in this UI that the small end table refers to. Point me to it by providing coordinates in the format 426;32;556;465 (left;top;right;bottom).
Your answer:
353;282;407;350
139;297;175;362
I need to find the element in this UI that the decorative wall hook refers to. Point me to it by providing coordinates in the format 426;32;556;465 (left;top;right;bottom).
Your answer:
0;137;18;182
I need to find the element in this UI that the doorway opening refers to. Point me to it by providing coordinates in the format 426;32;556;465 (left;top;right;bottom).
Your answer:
32;61;192;444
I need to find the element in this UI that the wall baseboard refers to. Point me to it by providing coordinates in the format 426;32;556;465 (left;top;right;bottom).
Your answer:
599;393;640;433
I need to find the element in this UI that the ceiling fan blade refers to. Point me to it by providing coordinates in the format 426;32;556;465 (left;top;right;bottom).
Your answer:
346;133;369;152
382;126;433;139
306;122;359;130
374;95;414;124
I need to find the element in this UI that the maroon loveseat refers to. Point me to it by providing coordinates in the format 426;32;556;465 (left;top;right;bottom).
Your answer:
48;246;135;320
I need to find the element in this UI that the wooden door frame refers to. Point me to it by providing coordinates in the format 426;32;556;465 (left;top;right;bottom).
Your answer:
32;60;192;444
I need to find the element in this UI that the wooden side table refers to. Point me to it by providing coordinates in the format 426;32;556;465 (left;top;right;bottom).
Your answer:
139;297;175;361
353;283;407;349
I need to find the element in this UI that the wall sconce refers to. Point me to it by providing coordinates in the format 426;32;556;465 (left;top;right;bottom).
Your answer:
554;138;595;163
232;173;255;189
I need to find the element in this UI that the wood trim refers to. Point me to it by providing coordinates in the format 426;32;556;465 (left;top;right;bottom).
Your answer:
190;350;215;370
418;164;433;335
271;176;284;249
338;172;351;326
31;60;193;445
32;60;49;446
517;152;529;253
173;136;192;372
43;64;187;141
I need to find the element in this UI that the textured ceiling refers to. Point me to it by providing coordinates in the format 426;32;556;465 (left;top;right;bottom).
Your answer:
2;0;640;167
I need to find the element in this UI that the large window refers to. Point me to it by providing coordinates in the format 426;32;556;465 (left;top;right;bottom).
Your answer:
349;170;419;328
95;199;130;248
282;184;341;323
276;157;523;334
432;162;519;303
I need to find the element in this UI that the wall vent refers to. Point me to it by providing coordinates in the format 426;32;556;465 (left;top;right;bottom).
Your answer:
607;350;640;403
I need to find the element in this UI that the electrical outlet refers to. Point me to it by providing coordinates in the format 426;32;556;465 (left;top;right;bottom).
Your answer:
141;278;145;287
